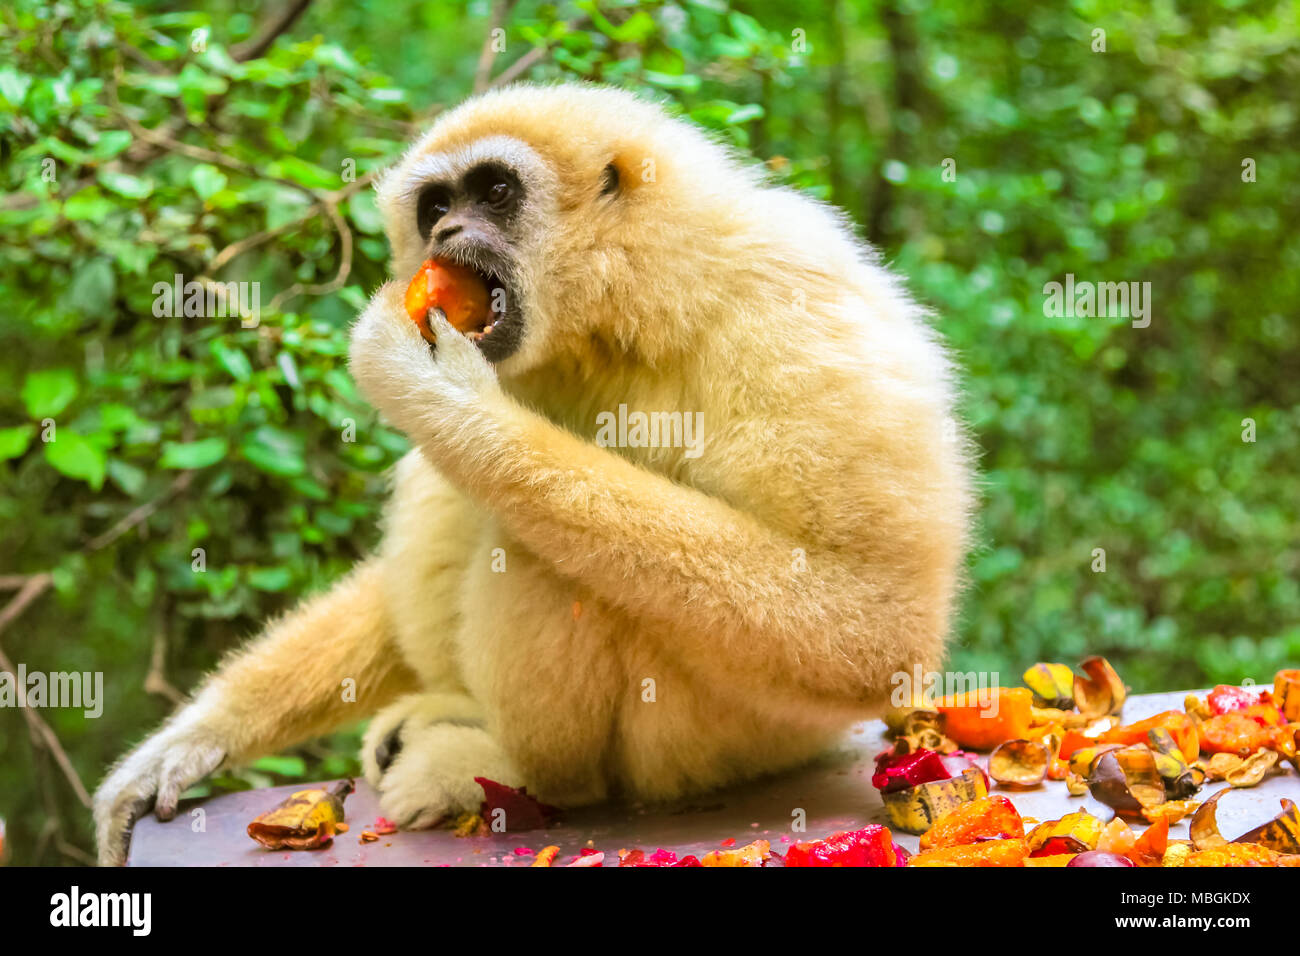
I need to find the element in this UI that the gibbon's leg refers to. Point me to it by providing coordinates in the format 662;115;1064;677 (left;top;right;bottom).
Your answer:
360;692;522;829
351;295;954;709
93;559;419;865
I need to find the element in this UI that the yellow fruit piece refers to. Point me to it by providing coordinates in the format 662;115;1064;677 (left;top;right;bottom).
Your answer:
701;839;771;867
882;767;988;835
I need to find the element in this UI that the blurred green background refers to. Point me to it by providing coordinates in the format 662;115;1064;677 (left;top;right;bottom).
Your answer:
1;0;1297;864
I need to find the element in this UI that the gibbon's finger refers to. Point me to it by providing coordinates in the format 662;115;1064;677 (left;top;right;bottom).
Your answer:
154;742;225;821
424;306;456;353
424;304;495;391
95;787;154;867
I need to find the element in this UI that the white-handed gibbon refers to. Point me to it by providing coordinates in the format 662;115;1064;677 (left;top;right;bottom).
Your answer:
93;82;974;865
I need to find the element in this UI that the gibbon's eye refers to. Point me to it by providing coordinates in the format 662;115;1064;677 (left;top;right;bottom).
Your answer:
464;163;522;216
599;163;619;196
486;180;513;209
416;186;451;240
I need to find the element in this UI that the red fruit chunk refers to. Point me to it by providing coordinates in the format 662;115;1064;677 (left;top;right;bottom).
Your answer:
872;748;951;793
1207;684;1263;715
784;826;898;867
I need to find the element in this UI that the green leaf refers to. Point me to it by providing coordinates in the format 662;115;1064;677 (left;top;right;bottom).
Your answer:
346;191;384;235
247;567;293;592
62;188;116;222
44;433;106;489
726;103;765;125
210;340;252;382
241;425;305;476
0;67;32;106
190;163;229;201
0;424;37;460
177;62;228;96
65;257;116;312
91;130;132;160
271;156;337;190
159;438;229;469
21;368;79;418
249;754;307;776
97;170;154;199
644;70;701;92
107;458;147;495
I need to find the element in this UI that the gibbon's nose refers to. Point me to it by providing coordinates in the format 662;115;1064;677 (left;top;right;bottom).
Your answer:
435;223;463;243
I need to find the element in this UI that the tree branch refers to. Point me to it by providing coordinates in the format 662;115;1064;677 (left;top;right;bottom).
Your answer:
474;0;519;93
232;0;315;62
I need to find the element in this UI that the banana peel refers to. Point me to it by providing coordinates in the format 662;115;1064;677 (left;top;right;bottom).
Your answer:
1024;662;1075;709
1147;727;1205;798
246;780;353;850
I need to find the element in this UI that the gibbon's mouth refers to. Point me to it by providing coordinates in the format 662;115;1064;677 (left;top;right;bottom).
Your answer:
470;268;523;363
464;271;506;342
435;254;524;364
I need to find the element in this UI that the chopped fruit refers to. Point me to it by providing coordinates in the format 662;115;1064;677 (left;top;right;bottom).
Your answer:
404;258;492;343
1207;684;1264;715
1066;850;1134;867
474;777;559;831
881;767;988;835
1182;843;1289;867
1099;711;1199;763
988;738;1050;788
919;795;1024;851
784;826;898;867
937;687;1034;751
1073;656;1127;718
1274;669;1300;721
872;747;951;792
1198;712;1273;756
1025;810;1102;854
908;838;1027;867
1127;816;1169;866
700;839;770;867
531;846;561;867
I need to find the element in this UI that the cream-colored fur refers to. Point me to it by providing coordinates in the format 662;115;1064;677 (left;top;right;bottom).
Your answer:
93;83;973;864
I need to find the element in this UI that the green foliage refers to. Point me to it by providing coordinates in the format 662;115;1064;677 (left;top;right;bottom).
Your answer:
1;0;1297;864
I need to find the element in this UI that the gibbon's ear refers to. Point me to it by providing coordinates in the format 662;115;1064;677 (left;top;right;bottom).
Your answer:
599;161;620;197
599;151;650;198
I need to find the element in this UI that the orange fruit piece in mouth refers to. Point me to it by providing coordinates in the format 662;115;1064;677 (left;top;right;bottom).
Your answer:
403;258;491;343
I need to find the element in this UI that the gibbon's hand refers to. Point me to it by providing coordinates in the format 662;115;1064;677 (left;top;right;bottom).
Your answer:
349;281;500;441
93;712;227;865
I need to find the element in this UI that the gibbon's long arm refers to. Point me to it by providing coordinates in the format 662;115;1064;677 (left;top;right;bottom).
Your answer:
195;559;421;762
425;394;936;703
93;560;419;864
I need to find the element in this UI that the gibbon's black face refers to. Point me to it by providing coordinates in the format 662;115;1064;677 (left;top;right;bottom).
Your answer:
413;160;526;363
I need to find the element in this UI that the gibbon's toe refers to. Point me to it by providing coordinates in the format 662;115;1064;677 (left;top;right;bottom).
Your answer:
374;724;404;775
360;691;494;789
371;720;523;830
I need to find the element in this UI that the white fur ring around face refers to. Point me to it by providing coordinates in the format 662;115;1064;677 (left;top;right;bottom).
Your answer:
349;281;499;440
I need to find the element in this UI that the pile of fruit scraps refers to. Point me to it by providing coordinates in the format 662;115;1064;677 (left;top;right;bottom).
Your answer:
247;663;1300;866
523;663;1300;867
